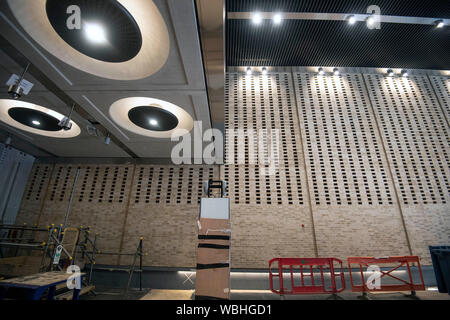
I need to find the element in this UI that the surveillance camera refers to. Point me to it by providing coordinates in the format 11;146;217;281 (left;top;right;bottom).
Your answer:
58;117;72;131
8;84;23;100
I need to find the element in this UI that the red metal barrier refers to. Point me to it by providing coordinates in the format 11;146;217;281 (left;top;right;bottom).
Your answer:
269;257;345;295
348;256;425;293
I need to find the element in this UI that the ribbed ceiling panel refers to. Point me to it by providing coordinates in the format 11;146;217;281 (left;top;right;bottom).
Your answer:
226;17;450;69
227;0;450;19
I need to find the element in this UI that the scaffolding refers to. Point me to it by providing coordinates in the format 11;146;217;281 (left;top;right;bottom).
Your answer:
0;223;146;297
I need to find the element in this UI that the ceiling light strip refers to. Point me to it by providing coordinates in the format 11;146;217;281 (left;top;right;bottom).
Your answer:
227;12;449;26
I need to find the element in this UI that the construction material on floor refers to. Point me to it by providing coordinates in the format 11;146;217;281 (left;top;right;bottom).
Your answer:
195;180;231;300
140;289;194;300
0;271;85;300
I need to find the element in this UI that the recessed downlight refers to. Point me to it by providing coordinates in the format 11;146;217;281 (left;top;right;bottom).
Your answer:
84;22;108;44
273;13;282;25
252;12;262;25
31;120;41;126
348;15;356;25
435;20;444;28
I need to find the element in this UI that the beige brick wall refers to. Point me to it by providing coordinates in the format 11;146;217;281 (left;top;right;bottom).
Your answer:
14;71;450;268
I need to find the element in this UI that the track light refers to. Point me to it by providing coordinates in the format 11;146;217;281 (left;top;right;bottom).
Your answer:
246;67;252;75
401;70;408;77
7;63;31;100
435;20;444;28
58;103;75;131
347;15;356;25
261;67;267;75
273;13;282;25
333;68;340;76
387;69;394;77
318;67;324;75
104;134;111;145
252;12;262;25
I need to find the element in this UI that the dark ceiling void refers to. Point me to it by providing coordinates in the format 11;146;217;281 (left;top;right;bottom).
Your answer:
8;108;62;131
45;0;142;63
128;106;179;132
226;19;450;69
226;0;450;19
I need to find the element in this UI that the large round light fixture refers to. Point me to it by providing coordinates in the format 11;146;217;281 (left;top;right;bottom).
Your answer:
0;99;81;138
109;97;194;138
7;0;170;80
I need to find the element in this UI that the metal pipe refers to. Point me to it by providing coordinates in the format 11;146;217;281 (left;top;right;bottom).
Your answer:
63;169;80;229
0;225;48;232
0;242;43;248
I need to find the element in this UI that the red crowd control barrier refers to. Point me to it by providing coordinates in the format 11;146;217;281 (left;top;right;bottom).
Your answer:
347;256;425;293
269;258;345;295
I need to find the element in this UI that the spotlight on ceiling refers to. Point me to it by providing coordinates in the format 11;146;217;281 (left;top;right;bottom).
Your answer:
401;69;408;77
149;119;158;126
347;15;356;25
7;63;32;100
318;67;324;75
366;15;375;27
387;69;394;77
434;20;444;28
273;13;282;25
252;12;262;25
104;134;111;145
333;68;340;76
246;67;252;75
31;120;41;126
262;67;268;75
84;22;107;44
58;103;75;131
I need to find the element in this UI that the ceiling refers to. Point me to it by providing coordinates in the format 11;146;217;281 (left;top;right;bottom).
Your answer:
0;0;218;162
226;0;450;69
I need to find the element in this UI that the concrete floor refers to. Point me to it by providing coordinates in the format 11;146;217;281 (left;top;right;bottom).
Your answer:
81;288;450;300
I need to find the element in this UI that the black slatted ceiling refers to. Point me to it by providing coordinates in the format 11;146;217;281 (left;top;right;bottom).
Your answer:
226;1;450;69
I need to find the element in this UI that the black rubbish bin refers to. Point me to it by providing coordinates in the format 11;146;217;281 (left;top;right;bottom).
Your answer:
429;246;450;295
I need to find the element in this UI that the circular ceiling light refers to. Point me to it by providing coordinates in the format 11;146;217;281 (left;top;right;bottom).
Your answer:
109;97;193;138
128;106;179;131
7;0;170;80
45;0;142;63
0;99;80;138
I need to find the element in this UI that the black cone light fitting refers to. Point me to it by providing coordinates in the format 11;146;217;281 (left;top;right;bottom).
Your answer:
128;106;179;132
45;0;142;63
8;107;62;131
